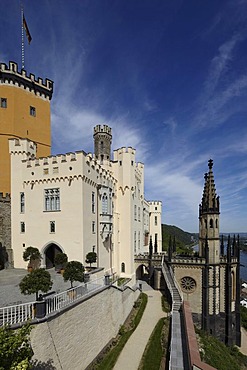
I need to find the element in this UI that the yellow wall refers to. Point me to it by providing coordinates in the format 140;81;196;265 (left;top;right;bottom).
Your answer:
0;85;51;194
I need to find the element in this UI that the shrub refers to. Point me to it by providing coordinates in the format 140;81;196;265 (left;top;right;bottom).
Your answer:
19;268;53;300
63;261;84;288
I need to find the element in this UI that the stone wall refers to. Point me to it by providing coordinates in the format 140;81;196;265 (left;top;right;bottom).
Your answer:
0;193;13;268
31;285;140;369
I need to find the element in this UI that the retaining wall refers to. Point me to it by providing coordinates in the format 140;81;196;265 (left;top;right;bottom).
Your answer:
31;285;140;369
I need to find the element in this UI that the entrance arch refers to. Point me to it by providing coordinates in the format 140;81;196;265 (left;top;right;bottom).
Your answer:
42;243;63;269
136;264;148;280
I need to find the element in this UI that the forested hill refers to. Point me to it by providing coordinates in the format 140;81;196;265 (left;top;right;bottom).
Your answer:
162;224;197;252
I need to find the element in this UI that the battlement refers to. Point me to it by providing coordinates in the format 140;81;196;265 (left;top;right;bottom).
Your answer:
94;125;112;136
0;61;53;100
9;138;37;157
149;201;162;206
0;192;11;202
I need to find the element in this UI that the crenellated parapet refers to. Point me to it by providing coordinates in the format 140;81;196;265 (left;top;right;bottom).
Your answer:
9;138;37;158
0;192;11;202
149;201;162;206
0;61;53;100
94;124;112;136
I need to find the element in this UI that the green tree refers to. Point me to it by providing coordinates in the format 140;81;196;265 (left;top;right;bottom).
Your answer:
85;252;97;267
63;261;84;288
23;246;42;269
19;269;53;300
0;324;33;370
54;252;68;269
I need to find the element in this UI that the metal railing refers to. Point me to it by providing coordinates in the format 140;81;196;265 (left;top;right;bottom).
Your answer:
0;275;109;327
46;276;106;315
0;301;35;326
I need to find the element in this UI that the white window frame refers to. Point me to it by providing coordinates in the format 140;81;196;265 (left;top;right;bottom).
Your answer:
44;188;60;212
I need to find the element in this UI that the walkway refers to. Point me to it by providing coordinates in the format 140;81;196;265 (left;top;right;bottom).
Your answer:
113;281;166;370
0;268;71;307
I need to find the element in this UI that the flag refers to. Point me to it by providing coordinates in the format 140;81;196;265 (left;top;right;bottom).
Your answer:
23;14;32;44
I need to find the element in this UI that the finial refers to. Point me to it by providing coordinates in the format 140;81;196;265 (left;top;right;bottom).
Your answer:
204;173;208;181
208;159;213;170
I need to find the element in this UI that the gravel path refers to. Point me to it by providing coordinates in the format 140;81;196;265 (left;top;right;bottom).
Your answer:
113;280;166;370
0;268;71;307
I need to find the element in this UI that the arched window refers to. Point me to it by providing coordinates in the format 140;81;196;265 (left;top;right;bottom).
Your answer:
121;262;125;273
231;271;236;300
102;193;108;214
210;219;213;228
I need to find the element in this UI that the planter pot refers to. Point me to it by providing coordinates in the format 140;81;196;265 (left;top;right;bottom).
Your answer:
27;266;33;273
67;290;77;299
35;301;46;318
60;268;65;275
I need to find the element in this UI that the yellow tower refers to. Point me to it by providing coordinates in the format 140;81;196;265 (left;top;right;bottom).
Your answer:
0;61;53;194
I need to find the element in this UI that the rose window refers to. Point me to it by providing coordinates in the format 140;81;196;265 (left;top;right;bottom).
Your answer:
180;276;196;293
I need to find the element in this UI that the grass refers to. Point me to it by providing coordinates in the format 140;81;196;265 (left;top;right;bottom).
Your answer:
198;330;247;370
161;294;170;313
90;292;148;370
138;317;169;370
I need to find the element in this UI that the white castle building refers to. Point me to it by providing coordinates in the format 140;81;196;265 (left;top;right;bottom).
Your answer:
9;125;162;282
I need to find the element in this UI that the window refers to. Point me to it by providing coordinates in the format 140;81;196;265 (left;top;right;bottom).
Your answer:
138;207;140;221
119;161;122;166
155;206;157;210
134;231;136;253
20;222;25;233
44;188;60;211
53;167;59;174
155;216;157;226
92;246;95;252
92;192;95;213
30;106;36;116
121;262;125;273
50;221;55;233
102;193;108;214
1;98;7;108
134;205;137;220
43;168;49;175
210;219;213;228
92;221;95;233
20;192;25;213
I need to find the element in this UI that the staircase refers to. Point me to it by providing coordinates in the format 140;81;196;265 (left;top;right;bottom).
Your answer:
161;257;188;370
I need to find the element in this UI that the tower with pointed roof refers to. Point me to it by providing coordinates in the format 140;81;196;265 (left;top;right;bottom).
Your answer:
169;159;241;346
199;159;220;263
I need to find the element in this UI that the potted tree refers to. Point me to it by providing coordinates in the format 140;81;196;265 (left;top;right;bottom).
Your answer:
19;269;53;318
85;251;97;269
63;261;84;298
23;246;42;272
54;252;68;274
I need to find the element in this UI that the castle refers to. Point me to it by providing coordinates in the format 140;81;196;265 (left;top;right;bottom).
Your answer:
0;61;241;347
1;61;162;283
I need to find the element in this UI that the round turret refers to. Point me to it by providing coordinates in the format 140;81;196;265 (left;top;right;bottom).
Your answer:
93;125;112;162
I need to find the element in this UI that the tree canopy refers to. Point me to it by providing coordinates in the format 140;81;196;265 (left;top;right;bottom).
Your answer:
0;324;33;370
85;252;97;267
19;269;53;300
63;261;84;288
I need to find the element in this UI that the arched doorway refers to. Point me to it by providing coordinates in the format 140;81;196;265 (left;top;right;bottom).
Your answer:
44;243;63;269
136;264;147;280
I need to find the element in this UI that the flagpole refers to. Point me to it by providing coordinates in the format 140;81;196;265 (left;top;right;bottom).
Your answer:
21;4;24;70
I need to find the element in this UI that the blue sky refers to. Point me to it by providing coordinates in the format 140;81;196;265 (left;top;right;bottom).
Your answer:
1;0;247;232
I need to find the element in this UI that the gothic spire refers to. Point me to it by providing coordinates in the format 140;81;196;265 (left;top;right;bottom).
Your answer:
200;159;220;214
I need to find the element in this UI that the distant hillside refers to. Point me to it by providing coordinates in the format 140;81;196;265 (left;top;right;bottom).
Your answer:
162;224;197;252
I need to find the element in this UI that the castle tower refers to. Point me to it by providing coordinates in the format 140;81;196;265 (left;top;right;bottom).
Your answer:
93;125;112;163
199;159;220;263
0;61;53;194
